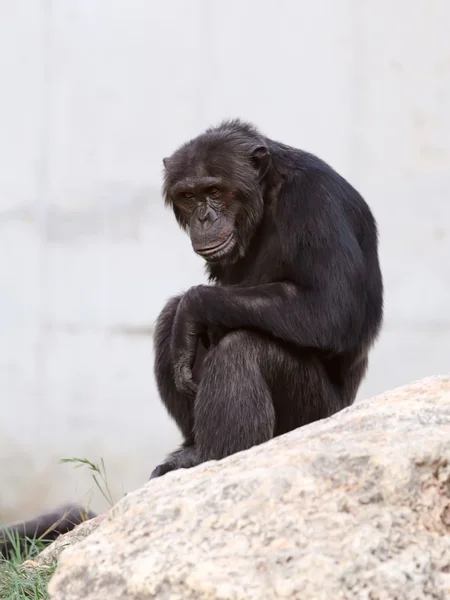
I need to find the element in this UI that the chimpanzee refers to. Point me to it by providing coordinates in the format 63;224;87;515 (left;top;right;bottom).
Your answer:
151;118;383;478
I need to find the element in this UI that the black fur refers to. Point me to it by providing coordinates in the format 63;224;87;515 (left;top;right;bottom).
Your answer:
151;119;383;478
0;504;96;560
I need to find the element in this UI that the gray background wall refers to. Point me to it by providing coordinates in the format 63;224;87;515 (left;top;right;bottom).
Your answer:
1;0;449;522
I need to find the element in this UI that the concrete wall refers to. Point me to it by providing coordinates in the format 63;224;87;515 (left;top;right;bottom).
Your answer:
1;0;449;522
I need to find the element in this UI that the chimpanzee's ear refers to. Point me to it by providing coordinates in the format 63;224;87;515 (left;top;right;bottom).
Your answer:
162;157;169;168
250;146;270;176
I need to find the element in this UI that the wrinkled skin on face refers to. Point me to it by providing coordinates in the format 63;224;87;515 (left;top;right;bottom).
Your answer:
170;179;238;262
162;121;270;263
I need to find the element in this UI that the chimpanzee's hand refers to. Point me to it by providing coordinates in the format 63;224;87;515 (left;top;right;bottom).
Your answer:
171;286;207;397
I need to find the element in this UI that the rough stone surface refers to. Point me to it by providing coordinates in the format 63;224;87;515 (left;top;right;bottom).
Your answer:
46;375;450;600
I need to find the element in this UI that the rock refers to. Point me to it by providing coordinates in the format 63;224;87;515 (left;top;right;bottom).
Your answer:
47;375;450;600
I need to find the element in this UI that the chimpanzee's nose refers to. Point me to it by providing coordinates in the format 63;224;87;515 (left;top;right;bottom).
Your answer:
198;206;216;226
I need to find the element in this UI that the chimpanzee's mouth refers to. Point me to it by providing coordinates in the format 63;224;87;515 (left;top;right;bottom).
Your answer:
195;234;235;260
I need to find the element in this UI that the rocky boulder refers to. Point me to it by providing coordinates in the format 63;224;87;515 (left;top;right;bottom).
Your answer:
45;375;450;599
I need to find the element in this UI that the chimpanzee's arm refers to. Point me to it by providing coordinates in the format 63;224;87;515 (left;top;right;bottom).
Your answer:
179;282;359;350
171;243;365;395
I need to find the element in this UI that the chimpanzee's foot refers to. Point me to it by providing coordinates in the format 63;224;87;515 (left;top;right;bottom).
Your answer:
149;445;200;479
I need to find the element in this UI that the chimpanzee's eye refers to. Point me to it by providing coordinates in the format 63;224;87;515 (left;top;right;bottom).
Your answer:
209;187;219;198
184;192;194;199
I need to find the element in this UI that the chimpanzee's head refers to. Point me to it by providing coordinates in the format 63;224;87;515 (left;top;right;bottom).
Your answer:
162;119;271;263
